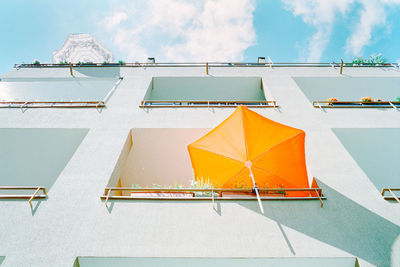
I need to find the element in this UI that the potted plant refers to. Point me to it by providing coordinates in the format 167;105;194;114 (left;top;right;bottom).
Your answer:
326;97;339;105
131;182;194;198
360;96;373;104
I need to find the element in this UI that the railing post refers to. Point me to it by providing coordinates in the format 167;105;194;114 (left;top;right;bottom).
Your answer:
105;188;112;208
388;189;400;204
206;62;209;75
315;189;323;207
69;62;73;76
28;187;42;208
212;189;215;210
389;102;398;111
340;59;344;75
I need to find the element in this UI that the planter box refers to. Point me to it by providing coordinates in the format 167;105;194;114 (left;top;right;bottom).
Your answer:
130;191;194;198
222;191;285;198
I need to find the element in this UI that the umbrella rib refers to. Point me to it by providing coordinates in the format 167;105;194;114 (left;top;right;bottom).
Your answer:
190;145;245;165
241;107;250;161
251;165;298;188
251;131;303;163
221;167;248;188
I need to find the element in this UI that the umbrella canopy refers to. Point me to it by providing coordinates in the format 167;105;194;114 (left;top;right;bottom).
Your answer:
188;106;310;196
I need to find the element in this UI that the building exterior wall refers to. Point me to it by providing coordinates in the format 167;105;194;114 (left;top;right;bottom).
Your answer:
0;65;399;266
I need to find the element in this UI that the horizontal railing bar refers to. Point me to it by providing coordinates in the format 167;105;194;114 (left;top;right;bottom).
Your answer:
314;105;400;108
105;187;321;191
381;188;400;204
140;100;278;108
313;101;400;109
0;186;47;208
100;196;326;201
0;195;47;199
314;101;400;104
381;188;400;195
14;62;399;68
0;101;105;104
0;105;105;109
0;186;46;190
142;100;274;103
139;105;275;108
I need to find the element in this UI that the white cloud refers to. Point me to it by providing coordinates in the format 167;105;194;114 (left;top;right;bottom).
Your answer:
101;0;256;62
345;0;386;55
103;12;128;31
282;0;400;61
282;0;353;62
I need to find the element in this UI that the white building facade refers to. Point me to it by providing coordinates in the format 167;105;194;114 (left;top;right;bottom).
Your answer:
0;62;399;266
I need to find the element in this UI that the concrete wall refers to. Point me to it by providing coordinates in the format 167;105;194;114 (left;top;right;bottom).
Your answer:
144;77;267;101
119;128;209;188
293;76;400;102
0;65;399;266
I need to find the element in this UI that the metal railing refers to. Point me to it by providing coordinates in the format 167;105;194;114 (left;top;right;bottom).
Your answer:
0;77;123;110
140;100;278;108
0;100;105;109
14;62;399;69
0;186;47;207
313;101;400;110
101;187;325;208
381;188;400;203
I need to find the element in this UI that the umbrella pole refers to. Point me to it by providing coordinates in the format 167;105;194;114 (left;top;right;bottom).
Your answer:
247;166;264;214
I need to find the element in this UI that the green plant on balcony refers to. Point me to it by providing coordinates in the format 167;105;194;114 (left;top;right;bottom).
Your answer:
351;54;387;66
191;177;214;196
326;97;339;105
33;60;40;65
118;60;125;65
360;96;373;102
396;97;400;102
131;184;142;189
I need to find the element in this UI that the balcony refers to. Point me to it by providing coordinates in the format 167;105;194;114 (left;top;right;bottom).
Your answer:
0;77;122;109
293;77;400;110
0;128;88;207
102;128;324;208
333;128;400;203
140;77;277;108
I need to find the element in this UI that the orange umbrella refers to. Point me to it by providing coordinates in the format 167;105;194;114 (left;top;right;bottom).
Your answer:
188;106;310;212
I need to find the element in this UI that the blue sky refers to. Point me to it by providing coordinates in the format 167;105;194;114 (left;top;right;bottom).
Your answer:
1;0;400;74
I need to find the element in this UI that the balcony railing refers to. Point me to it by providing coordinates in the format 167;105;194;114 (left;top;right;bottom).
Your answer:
0;77;123;110
101;187;325;209
313;101;400;110
0;100;105;109
140;100;278;108
0;186;47;207
14;62;399;68
381;188;400;203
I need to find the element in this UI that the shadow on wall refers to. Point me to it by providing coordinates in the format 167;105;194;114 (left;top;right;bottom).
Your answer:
238;180;400;266
0;128;89;190
0;257;4;265
73;67;121;78
332;128;400;192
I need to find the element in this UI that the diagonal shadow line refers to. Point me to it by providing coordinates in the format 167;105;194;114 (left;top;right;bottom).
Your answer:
30;199;43;216
237;180;400;266
277;222;296;255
